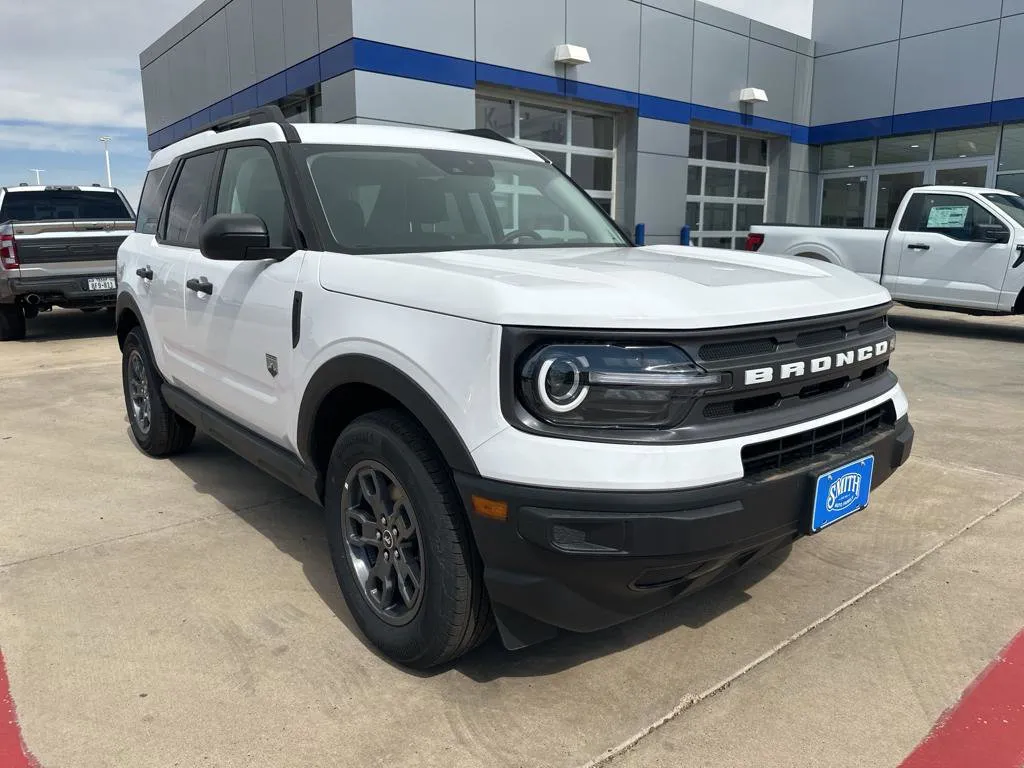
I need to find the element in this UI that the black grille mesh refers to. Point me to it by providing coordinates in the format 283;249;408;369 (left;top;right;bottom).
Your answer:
698;338;776;361
741;403;896;476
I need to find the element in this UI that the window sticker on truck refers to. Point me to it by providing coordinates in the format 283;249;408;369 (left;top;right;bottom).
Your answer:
926;205;969;228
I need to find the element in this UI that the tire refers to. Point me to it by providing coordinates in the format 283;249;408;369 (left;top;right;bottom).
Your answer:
122;327;195;457
0;305;26;341
325;409;493;668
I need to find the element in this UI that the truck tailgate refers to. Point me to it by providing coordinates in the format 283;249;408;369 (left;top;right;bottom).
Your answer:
15;233;128;265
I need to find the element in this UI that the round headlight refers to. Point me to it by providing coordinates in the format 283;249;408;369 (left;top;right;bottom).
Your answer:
536;356;589;413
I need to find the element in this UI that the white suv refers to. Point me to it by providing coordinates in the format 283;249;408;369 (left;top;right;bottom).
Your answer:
116;107;914;668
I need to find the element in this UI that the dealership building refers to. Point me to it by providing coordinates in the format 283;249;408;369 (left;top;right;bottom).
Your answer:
141;0;1024;247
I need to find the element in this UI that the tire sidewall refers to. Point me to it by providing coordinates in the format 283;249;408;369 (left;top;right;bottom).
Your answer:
122;329;157;452
325;419;463;665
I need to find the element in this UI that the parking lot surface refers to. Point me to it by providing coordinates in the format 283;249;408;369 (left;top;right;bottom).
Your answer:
2;306;1023;768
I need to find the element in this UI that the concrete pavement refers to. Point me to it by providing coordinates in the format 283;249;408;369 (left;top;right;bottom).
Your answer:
1;306;1022;767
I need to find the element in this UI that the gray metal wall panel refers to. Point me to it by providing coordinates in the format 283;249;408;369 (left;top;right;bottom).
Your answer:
693;0;749;35
749;20;808;53
565;0;642;93
353;72;475;129
320;71;357;123
894;21;999;113
811;0;902;56
641;0;694;18
252;0;286;79
142;56;173;131
351;0;475;59
202;10;232;108
318;0;353;50
811;42;898;125
284;0;320;67
637;117;689;157
789;143;820;173
475;0;565;77
635;152;687;236
747;39;796;123
227;0;258;92
164;43;190;127
639;5;694;103
994;14;1024;101
785;171;816;224
1004;0;1024;16
691;22;749;113
900;0;1002;38
793;53;813;126
141;22;185;68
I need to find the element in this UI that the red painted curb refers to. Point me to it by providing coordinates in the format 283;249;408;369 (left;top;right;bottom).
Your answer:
0;649;38;768
900;629;1024;768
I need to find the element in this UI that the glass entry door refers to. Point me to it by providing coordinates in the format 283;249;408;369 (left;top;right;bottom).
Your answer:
933;161;993;188
874;169;926;228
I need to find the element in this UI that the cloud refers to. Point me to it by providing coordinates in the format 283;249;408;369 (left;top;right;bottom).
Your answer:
0;123;149;156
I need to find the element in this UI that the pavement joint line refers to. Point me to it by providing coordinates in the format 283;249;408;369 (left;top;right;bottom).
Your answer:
0;360;120;381
581;487;1024;768
0;493;301;571
910;454;1024;482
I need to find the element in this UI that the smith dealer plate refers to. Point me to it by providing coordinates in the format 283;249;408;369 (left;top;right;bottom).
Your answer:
811;456;874;532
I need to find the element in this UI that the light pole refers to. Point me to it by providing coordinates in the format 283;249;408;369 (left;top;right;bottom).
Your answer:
99;136;112;187
29;169;45;185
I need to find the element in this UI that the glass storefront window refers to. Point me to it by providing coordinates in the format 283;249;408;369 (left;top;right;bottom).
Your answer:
738;170;766;199
704;203;734;231
687;166;702;196
739;137;768;166
875;171;925;228
686;202;701;230
689;129;704;159
704;168;736;197
572;113;614;149
933;126;998;161
706;132;737;163
935;166;987;187
736;204;764;231
996;173;1024;195
999;124;1024;172
476;97;515;138
821;140;874;170
821;176;867;227
519;103;568;144
876;133;931;165
571;156;613;191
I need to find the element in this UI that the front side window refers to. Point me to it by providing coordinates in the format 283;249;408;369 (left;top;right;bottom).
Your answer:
900;193;1002;241
301;146;627;253
136;167;168;235
215;145;292;247
983;193;1024;227
164;152;218;247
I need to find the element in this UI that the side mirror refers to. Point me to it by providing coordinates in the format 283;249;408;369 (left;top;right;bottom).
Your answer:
975;222;1010;244
199;213;270;261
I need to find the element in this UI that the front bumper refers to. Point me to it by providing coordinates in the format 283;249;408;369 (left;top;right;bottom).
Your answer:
0;273;117;307
456;415;914;649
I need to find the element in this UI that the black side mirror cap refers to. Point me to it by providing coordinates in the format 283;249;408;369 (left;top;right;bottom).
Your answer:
975;222;1010;244
199;213;271;261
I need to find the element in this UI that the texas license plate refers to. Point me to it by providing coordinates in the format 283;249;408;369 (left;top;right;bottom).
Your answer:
811;456;874;532
87;277;117;291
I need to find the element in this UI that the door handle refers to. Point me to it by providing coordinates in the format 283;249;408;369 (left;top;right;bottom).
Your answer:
136;266;154;280
186;277;214;296
907;244;930;251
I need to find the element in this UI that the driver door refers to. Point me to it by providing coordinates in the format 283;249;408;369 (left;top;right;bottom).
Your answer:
182;143;306;447
894;192;1012;310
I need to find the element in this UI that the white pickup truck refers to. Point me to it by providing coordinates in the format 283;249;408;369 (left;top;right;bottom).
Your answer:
748;186;1024;316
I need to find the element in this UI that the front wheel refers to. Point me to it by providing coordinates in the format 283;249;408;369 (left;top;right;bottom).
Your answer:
325;410;493;668
122;328;195;456
0;305;26;341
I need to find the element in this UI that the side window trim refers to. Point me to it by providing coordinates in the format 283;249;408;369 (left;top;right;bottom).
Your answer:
135;166;170;235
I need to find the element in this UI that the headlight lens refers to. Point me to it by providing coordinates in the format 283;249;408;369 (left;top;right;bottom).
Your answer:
518;344;722;428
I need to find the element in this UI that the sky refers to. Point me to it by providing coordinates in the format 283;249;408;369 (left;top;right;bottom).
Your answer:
0;0;813;209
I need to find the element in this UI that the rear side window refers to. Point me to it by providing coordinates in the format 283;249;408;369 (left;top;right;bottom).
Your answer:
899;193;1001;242
136;167;169;235
163;152;219;247
0;189;133;223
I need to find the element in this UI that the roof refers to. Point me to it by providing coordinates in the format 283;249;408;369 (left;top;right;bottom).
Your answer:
1;185;120;194
912;185;1010;195
148;121;542;169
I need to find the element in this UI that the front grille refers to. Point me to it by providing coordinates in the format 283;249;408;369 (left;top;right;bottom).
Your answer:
741;402;896;476
698;338;776;362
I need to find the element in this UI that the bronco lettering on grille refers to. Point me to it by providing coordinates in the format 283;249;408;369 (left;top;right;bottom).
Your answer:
743;339;892;387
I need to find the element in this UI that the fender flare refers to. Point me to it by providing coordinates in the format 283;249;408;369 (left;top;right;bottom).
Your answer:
788;245;839;264
296;354;479;476
115;292;153;353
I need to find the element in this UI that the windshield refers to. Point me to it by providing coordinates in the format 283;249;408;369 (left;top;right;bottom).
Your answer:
0;189;133;223
983;193;1024;227
300;146;629;253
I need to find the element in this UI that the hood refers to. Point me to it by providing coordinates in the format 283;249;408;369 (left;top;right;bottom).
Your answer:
318;245;892;329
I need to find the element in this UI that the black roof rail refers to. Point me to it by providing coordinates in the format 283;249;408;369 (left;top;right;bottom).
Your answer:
452;128;515;144
178;105;300;145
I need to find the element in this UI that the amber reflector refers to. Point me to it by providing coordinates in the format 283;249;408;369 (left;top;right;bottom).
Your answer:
471;495;508;521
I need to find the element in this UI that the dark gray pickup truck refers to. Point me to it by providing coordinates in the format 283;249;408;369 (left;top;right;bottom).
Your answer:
0;185;135;340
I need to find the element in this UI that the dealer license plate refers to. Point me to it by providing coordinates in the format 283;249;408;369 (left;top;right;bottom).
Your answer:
811;456;874;532
87;277;117;291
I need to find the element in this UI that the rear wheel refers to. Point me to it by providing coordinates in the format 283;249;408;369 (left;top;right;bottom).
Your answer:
0;305;26;341
122;328;195;456
325;409;493;668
